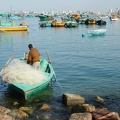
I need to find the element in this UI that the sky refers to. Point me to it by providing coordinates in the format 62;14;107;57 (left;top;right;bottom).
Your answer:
0;0;120;13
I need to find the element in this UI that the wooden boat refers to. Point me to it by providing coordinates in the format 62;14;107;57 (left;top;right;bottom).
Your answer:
38;14;54;21
64;20;78;28
71;14;80;19
0;20;28;31
79;19;86;24
10;15;23;20
87;29;107;36
7;58;54;100
85;18;97;25
97;20;106;25
39;21;53;27
0;20;14;26
109;14;119;21
98;15;109;19
51;20;65;27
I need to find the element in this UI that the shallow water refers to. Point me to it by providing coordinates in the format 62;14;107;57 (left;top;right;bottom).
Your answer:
0;17;120;117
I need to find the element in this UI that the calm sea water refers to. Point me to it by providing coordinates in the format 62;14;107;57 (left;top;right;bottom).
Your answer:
0;17;120;116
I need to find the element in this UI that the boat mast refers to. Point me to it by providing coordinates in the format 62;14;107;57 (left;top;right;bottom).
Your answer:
10;0;12;13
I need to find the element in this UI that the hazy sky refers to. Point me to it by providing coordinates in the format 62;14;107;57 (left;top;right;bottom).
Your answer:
0;0;120;13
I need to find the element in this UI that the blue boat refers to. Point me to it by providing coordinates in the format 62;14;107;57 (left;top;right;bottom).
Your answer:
87;29;107;36
39;21;53;27
38;14;54;21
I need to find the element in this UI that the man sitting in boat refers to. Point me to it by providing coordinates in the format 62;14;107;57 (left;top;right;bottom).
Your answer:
27;44;40;70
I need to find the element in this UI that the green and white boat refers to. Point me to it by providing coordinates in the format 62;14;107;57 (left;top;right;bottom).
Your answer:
7;58;55;100
38;14;54;21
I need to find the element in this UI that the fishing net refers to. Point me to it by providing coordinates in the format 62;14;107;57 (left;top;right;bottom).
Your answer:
0;59;46;85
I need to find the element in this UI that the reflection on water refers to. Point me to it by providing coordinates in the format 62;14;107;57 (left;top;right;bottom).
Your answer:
0;31;29;41
0;17;120;115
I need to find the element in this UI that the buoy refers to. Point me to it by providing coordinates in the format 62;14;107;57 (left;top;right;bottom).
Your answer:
82;33;85;37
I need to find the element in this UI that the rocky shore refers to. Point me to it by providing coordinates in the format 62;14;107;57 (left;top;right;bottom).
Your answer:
0;93;120;120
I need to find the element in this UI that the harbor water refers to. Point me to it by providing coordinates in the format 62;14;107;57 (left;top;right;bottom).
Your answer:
0;17;120;118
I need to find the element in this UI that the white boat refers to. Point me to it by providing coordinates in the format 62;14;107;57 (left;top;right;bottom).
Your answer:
109;14;119;21
87;29;107;36
110;17;119;21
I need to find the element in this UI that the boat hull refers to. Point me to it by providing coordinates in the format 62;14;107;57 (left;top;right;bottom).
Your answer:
9;78;50;100
0;26;28;31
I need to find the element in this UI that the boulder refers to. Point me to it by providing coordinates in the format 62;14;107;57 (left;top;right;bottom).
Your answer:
96;112;120;120
9;109;28;119
92;108;110;120
69;112;92;120
0;106;11;114
0;113;15;120
71;104;95;113
40;103;51;111
62;93;85;106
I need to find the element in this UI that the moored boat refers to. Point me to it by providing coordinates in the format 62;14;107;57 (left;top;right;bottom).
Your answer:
38;14;54;21
109;14;119;21
0;26;28;31
97;20;107;25
87;29;107;36
85;18;97;25
0;20;28;31
51;20;65;27
39;21;54;27
64;20;78;28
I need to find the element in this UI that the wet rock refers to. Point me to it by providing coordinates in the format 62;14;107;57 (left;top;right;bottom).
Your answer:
0;113;15;120
35;113;52;120
40;103;51;111
69;112;92;120
96;112;120;120
95;96;104;104
13;102;19;106
0;106;11;114
19;106;33;114
8;109;28;119
71;104;95;113
92;108;110;120
62;93;85;106
111;112;120;120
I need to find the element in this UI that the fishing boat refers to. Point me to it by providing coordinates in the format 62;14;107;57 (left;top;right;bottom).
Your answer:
71;14;80;19
39;20;54;27
38;14;54;21
51;20;65;27
109;14;119;21
1;58;54;100
0;20;28;31
97;20;107;25
85;18;97;25
87;29;107;36
64;20;78;28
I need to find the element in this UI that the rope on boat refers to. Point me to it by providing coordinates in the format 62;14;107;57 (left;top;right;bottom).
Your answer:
46;50;63;91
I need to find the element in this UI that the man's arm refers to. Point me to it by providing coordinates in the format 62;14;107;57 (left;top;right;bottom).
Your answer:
27;52;32;64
